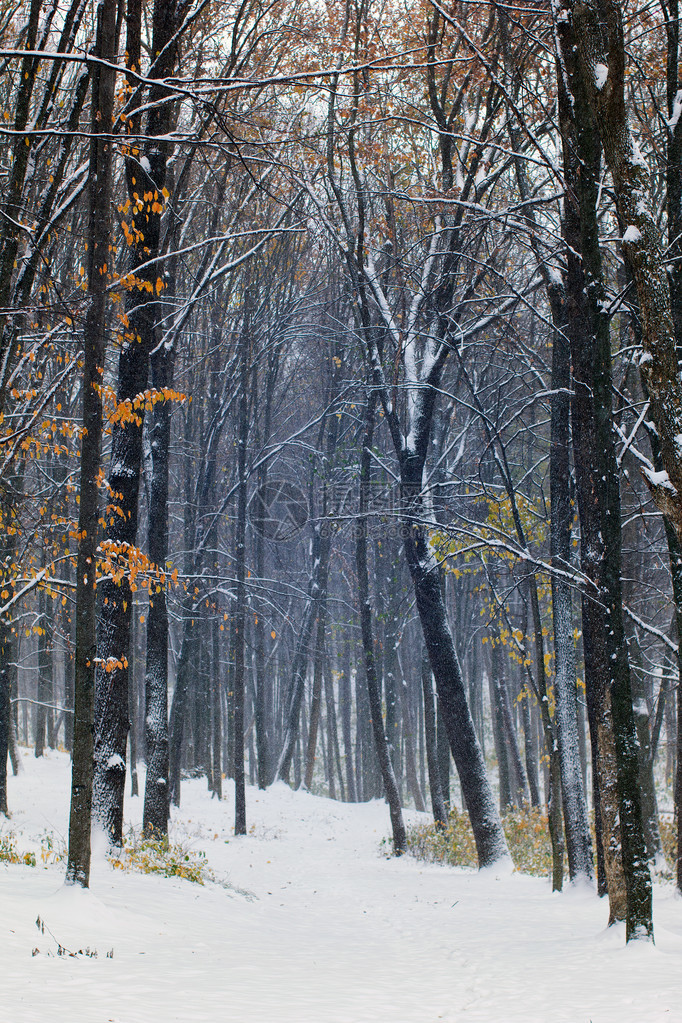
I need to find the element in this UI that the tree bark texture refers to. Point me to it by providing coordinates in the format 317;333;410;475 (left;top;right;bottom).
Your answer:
66;0;117;887
557;2;653;938
94;0;181;845
549;290;594;882
401;449;509;868
356;393;406;853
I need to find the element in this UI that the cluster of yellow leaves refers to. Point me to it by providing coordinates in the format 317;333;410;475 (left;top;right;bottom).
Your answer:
98;539;178;594
118;271;166;295
97;655;129;674
96;384;187;430
118;186;169;247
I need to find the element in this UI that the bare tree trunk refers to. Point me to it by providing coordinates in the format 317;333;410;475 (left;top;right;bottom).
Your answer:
398;675;426;812
232;328;249;835
421;647;447;828
549;292;594;882
211;624;222;799
356;393;406;853
556;5;652;937
66;0;117;887
0;618;10;815
489;641;512;812
94;0;181;845
340;632;357;802
142;340;172;836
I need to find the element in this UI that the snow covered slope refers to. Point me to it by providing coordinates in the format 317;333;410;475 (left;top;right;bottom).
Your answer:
1;750;680;1023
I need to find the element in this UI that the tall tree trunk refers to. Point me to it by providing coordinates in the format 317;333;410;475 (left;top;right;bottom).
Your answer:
142;340;173;836
356;394;406;853
232;327;249;835
324;651;344;801
400;441;508;866
93;0;181;845
340;632;357;801
489;641;512;812
549;300;594;882
421;647;447;828
35;583;52;758
0;616;11;815
556;4;652;938
211;623;223;799
66;0;117;887
304;606;327;791
399;674;426;812
276;558;320;783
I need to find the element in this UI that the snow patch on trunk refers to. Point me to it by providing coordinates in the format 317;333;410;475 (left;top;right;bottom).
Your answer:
594;63;608;90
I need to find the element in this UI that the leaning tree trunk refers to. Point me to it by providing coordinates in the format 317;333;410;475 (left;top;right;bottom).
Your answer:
400;445;509;868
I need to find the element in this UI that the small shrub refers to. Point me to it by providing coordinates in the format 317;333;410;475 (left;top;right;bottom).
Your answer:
659;816;676;868
407;806;677;879
502;805;554;877
38;831;65;866
406;805;554;877
109;832;213;885
406;807;478;869
0;832;36;867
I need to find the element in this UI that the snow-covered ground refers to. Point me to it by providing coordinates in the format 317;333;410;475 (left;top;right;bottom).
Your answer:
1;751;681;1023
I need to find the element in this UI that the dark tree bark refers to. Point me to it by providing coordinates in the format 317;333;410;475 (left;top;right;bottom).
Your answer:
66;0;117;887
210;623;223;799
557;2;653;938
340;632;357;802
0;619;10;815
35;583;52;758
356;393;406;853
94;0;182;845
232;326;249;835
489;640;512;812
421;647;448;828
549;296;594;882
501;2;590;877
142;339;173;836
400;445;509;867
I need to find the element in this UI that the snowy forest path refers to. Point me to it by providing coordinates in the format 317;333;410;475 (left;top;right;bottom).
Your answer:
1;753;681;1022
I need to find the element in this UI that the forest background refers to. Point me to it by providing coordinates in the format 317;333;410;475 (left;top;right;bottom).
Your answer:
1;0;682;945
